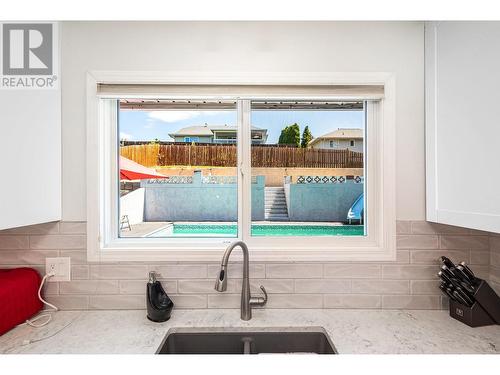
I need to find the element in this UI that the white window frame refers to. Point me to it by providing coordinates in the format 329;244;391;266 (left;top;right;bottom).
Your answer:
87;71;396;262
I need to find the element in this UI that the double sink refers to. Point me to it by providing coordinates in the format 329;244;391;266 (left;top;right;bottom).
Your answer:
156;327;337;354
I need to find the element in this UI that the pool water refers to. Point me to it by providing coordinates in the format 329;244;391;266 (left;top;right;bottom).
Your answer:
149;224;365;237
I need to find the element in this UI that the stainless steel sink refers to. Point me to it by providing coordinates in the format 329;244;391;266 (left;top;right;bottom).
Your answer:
156;327;337;354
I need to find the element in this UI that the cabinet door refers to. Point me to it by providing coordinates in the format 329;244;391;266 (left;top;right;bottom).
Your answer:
425;22;500;233
0;23;61;230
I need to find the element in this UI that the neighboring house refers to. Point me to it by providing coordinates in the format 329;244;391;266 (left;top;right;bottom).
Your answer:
308;128;364;152
168;124;268;144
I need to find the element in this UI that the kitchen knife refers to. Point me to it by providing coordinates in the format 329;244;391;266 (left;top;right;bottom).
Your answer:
455;286;474;305
437;270;452;284
439;283;456;301
453;290;472;307
458;262;477;284
459;280;475;294
440;265;456;280
440;256;456;269
453;266;474;285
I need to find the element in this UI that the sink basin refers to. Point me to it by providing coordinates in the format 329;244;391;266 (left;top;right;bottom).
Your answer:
156;327;337;354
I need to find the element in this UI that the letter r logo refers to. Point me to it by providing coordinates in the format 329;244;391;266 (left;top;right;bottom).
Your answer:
2;24;53;75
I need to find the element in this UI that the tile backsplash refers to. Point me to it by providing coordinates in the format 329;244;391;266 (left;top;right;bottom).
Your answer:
0;221;496;310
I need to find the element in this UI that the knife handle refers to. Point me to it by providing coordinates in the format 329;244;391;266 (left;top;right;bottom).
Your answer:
459;262;476;283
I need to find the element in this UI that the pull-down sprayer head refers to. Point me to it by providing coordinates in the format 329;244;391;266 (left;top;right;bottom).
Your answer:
214;265;228;292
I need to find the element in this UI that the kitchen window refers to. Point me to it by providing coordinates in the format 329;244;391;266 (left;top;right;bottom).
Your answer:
86;72;396;262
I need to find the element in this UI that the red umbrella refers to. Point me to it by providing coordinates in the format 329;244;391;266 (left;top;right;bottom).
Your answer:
119;156;167;180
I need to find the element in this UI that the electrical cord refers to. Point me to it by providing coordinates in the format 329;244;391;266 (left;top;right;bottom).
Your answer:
17;272;59;328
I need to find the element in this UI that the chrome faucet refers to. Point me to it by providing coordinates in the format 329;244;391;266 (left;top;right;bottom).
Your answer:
214;241;267;320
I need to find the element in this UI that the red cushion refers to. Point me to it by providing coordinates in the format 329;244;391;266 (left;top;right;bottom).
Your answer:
0;268;43;335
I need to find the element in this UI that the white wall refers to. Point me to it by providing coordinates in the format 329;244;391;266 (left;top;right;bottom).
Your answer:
61;21;425;221
120;188;145;225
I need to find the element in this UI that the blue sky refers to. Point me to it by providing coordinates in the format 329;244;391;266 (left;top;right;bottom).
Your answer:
119;110;364;144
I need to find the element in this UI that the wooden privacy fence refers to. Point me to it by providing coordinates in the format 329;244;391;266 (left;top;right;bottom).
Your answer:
120;144;363;168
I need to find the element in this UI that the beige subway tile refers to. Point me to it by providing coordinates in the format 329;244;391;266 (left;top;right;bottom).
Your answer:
42;281;59;295
178;279;236;294
71;265;89;280
170;294;207;308
0;222;59;235
208;263;265;279
396;221;411;234
382;295;440;309
410;280;441;295
120;280;177;294
266;264;323;279
30;235;86;250
265;294;323;308
410;250;469;264
470;265;490;280
491;252;500;267
89;295;145;310
351;280;409;295
410;221;469;235
152;264;207;279
469;251;490;265
60;250;88;265
324;294;381;309
397;235;439;249
45;295;89;310
490;266;500;284
90;265;149;279
440;296;450;310
294;279;351;293
324;264;380;279
380;250;410;264
236;279;294;294
60;280;120;295
490;236;500;253
439;235;489;250
382;265;437;280
0;250;59;265
208;294;240;308
0;235;29;249
59;222;86;234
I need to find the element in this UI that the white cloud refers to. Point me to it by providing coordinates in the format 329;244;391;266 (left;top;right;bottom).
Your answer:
148;111;223;123
120;132;132;140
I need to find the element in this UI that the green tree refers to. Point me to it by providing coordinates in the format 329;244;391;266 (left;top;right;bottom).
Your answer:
278;123;300;147
301;126;313;148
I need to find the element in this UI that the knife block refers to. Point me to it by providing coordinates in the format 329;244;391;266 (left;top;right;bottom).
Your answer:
449;279;500;327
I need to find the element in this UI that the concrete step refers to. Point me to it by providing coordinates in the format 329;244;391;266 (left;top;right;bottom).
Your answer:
265;215;289;220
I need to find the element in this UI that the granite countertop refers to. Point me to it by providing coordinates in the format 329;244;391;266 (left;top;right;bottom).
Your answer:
1;309;499;354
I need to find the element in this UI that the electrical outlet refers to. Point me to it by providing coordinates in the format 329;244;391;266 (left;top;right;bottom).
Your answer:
45;257;71;282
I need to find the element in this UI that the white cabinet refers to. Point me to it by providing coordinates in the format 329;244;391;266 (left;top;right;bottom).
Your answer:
0;23;61;230
425;22;500;233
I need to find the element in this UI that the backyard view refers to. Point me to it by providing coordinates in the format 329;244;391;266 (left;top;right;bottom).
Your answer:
118;99;365;238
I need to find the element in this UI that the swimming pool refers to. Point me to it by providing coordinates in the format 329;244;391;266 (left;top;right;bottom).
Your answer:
148;224;365;237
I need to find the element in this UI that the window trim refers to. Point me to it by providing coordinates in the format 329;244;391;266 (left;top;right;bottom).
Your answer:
86;71;396;262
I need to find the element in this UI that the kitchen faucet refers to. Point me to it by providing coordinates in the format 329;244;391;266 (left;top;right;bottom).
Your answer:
214;241;267;320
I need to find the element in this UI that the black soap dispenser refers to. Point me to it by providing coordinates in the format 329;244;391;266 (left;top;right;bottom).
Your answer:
146;271;174;322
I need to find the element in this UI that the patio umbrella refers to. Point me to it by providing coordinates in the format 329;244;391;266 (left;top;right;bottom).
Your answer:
119;156;166;180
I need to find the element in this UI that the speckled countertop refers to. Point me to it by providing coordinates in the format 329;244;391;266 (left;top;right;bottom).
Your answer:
1;309;499;354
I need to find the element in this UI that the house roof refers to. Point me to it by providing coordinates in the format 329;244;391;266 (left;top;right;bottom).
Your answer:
169;124;266;137
309;128;363;146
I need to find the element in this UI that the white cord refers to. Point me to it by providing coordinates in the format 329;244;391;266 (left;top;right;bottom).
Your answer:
22;272;59;328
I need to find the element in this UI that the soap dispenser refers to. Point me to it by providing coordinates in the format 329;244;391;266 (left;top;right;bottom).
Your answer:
146;271;174;322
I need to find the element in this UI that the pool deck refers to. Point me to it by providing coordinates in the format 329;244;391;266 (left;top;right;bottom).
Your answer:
120;220;347;237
